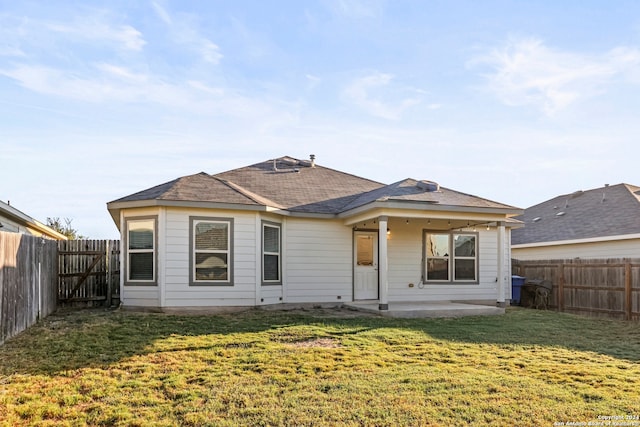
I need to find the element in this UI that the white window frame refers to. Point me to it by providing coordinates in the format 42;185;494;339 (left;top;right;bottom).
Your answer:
452;234;478;282
423;231;478;284
125;217;157;285
190;217;233;286
262;221;281;285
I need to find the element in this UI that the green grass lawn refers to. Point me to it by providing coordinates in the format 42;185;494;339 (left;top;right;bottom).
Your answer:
0;307;639;426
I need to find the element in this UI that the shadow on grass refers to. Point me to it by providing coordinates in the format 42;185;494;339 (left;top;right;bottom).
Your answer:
1;306;638;377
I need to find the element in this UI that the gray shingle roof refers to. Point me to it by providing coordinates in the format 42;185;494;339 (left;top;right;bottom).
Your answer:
109;156;520;216
213;156;383;213
110;172;261;206
341;178;518;212
511;183;640;245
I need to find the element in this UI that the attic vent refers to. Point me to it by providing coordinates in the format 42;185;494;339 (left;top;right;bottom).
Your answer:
417;180;440;192
532;217;541;222
570;190;584;198
556;211;566;217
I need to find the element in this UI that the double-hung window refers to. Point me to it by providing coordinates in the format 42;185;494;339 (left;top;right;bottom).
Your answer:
262;222;281;284
425;233;450;281
424;231;477;283
126;217;156;284
190;217;233;285
452;234;477;281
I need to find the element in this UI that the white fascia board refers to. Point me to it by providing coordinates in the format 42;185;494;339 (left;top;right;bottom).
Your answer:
512;233;640;249
107;199;270;211
339;200;522;219
107;199;345;230
107;200;271;230
339;201;521;226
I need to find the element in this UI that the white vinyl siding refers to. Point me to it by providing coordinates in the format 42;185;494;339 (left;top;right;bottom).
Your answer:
163;209;256;307
285;218;352;303
120;206;514;308
120;209;162;308
386;220;501;303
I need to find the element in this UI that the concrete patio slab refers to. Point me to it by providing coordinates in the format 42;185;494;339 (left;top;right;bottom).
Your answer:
345;301;505;318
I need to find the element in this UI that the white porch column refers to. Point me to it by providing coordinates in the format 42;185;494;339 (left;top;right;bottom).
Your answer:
496;221;506;307
378;216;389;310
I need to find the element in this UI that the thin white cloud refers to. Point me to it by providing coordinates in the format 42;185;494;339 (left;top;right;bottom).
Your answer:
0;46;26;57
151;1;172;25
187;80;225;96
342;72;423;120
326;0;384;19
471;37;640;115
47;20;146;51
0;64;152;103
95;63;149;83
305;74;321;89
0;62;298;129
197;39;223;64
151;3;223;65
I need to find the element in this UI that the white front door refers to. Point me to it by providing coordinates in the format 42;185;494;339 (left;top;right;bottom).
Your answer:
354;232;378;300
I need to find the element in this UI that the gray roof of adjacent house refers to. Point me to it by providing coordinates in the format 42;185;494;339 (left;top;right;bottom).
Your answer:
108;156;521;218
0;200;67;240
511;183;640;245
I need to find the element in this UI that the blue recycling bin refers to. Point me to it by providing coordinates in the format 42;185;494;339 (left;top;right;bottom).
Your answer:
511;275;526;305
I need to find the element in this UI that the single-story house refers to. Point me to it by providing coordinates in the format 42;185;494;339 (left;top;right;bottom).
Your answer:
512;183;640;260
0;200;67;240
107;156;523;310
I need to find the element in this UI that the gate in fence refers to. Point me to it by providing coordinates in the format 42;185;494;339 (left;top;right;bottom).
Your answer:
58;240;120;307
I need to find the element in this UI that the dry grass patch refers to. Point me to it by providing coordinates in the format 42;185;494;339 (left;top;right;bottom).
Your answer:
0;307;639;426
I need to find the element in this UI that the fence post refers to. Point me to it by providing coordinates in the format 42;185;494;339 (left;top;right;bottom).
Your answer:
625;260;632;321
106;240;112;307
557;263;564;312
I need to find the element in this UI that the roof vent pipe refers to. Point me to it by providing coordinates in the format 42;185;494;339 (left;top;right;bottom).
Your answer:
310;154;316;168
273;159;279;172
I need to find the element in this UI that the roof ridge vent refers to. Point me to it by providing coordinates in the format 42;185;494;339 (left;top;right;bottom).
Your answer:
417;180;440;192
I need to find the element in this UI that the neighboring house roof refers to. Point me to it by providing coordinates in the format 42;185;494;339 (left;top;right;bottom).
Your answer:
0;200;68;240
511;183;640;245
108;156;522;224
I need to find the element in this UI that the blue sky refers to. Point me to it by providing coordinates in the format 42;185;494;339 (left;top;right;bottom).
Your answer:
2;0;640;238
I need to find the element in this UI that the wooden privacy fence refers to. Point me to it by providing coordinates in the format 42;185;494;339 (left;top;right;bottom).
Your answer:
512;258;640;320
58;240;120;307
0;231;58;345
